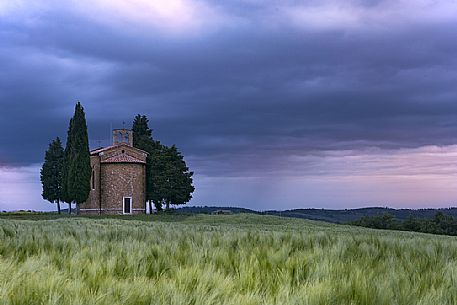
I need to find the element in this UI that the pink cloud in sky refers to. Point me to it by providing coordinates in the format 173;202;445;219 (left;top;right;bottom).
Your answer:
0;0;230;36
282;0;457;31
76;0;228;35
3;0;456;36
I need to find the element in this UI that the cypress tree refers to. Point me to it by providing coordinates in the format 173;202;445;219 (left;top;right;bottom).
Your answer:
62;118;73;214
40;137;65;214
62;102;91;214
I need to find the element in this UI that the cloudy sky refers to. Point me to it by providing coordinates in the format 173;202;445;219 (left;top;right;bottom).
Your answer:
1;0;457;211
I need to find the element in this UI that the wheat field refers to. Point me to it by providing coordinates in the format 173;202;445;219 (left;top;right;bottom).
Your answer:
1;214;457;305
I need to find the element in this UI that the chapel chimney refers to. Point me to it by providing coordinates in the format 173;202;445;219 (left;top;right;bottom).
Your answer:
112;129;133;146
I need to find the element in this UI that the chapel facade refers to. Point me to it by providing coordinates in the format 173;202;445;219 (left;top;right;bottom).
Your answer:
80;129;148;215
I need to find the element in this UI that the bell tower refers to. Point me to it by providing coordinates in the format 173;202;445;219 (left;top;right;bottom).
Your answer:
112;129;133;146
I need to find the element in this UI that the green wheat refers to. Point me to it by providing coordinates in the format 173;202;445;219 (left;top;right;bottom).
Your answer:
1;214;457;305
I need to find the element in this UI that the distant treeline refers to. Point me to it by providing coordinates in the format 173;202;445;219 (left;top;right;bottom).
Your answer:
351;212;457;236
176;206;457;224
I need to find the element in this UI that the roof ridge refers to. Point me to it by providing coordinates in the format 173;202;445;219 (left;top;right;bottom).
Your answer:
101;153;146;164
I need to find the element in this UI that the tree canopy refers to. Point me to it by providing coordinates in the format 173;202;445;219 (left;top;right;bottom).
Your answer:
132;114;153;148
40;137;65;214
351;212;457;236
132;114;194;212
62;102;91;214
161;145;194;210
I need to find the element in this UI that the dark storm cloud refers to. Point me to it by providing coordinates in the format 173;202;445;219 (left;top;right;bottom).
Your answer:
1;0;457;176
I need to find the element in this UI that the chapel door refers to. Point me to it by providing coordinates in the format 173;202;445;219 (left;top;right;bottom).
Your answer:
123;197;132;214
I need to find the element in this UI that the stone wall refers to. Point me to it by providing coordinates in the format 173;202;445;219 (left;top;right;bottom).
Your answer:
80;155;101;213
80;142;148;215
100;162;146;214
100;144;147;162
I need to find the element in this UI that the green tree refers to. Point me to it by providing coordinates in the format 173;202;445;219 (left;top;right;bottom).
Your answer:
132;114;194;212
403;216;421;232
147;141;166;211
62;102;91;214
62;118;73;214
132;114;153;148
132;114;159;213
40;137;65;214
162;145;194;210
148;143;168;211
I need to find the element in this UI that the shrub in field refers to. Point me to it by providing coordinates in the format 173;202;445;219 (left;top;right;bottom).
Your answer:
352;211;457;236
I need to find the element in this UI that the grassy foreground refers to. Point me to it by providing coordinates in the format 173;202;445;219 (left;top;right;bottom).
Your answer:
1;214;457;305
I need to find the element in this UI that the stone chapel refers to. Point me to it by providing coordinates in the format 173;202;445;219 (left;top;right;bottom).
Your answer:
80;129;148;215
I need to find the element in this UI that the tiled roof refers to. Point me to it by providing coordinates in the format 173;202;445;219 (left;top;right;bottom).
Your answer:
101;154;146;164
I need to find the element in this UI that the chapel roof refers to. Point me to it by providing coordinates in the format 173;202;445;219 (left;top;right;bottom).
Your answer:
101;153;146;164
90;143;149;156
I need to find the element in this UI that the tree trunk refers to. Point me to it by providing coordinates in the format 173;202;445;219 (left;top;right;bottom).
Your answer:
148;200;153;214
76;203;80;215
166;200;170;210
57;200;61;214
153;200;162;212
68;202;71;215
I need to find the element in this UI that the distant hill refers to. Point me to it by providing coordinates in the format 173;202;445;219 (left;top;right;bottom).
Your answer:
176;206;257;215
5;206;457;224
268;207;457;223
177;206;457;223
